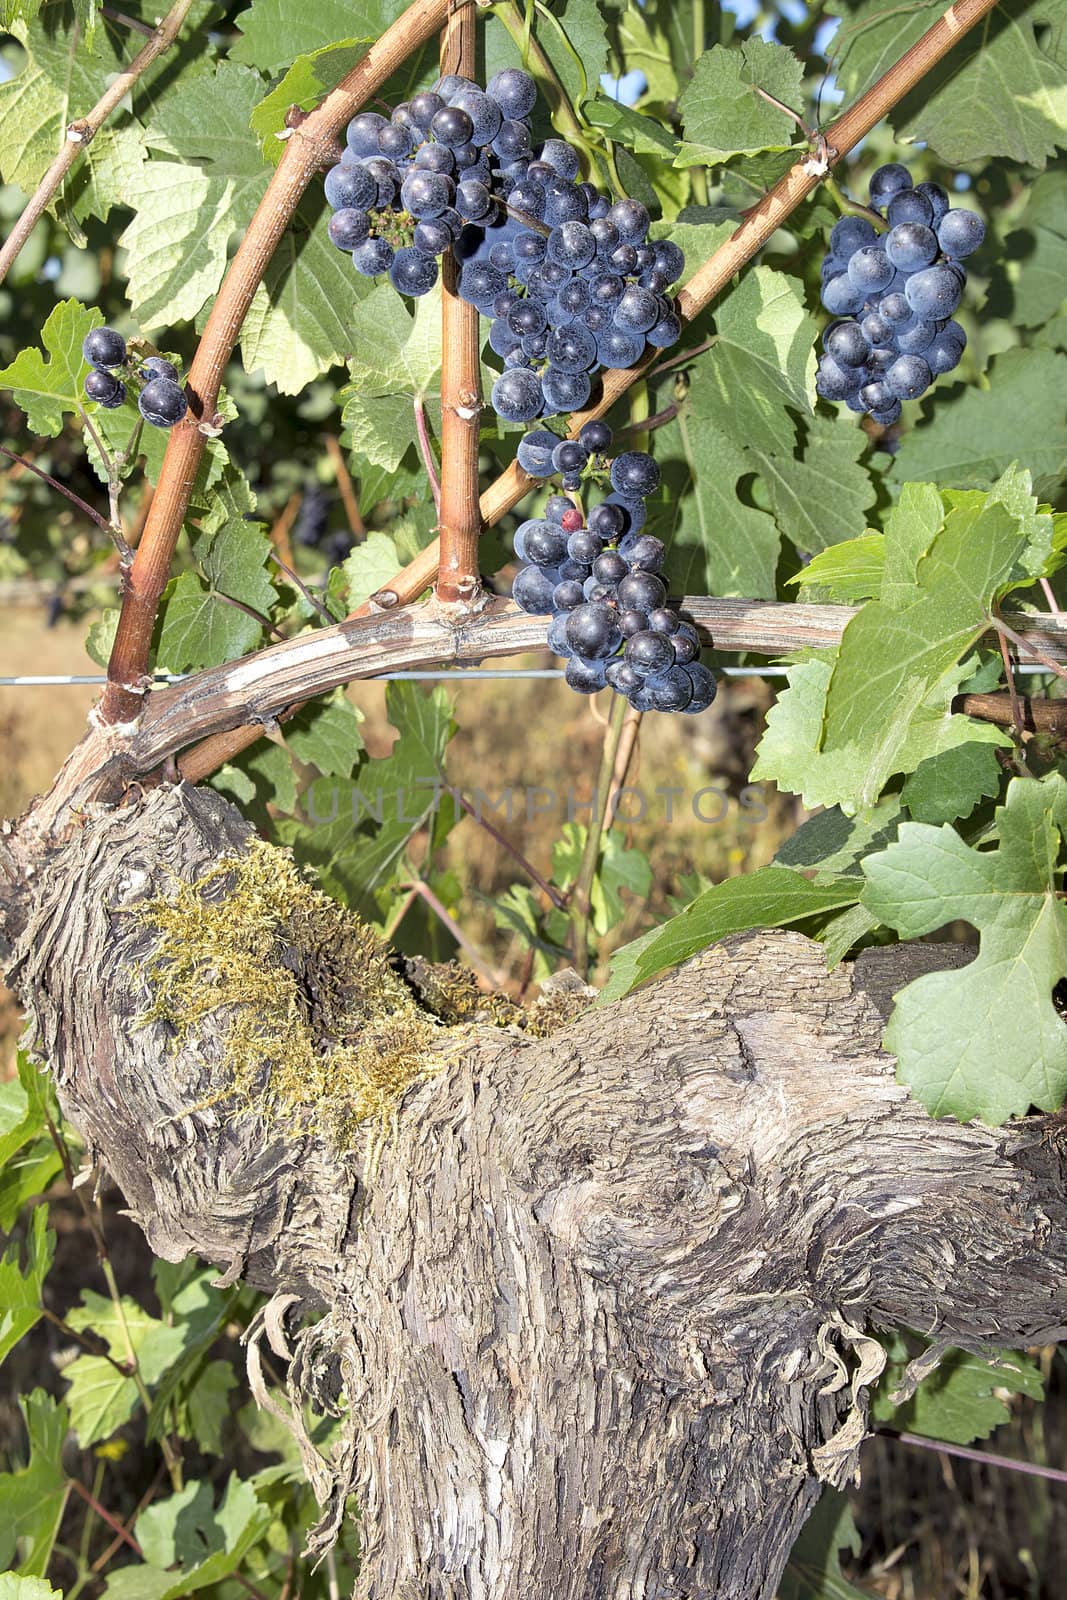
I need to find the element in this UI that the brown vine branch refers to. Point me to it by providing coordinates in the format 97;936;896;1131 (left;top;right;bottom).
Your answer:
0;0;197;288
0;445;112;535
116;601;1067;788
435;1;483;607
99;0;453;725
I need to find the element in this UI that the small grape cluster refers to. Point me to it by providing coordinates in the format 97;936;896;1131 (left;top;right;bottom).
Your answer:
817;163;985;425
323;68;542;300
81;327;189;429
322;70;684;423
510;425;715;714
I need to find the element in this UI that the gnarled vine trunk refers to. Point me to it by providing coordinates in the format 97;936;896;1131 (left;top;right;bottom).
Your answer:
3;783;1067;1599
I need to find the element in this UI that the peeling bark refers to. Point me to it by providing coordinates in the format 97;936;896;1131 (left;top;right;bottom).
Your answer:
3;784;1066;1599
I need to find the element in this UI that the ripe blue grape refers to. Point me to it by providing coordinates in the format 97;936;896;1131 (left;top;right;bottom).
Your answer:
487;68;537;119
492;367;543;422
886;188;934;227
868;162;911;207
541;366;591;412
512;565;559;614
516;430;559;477
565;603;622;659
885;222;939;271
886;354;932;400
545;323;597;374
610;451;660;497
83;327;127;369
389;246;439;296
624;630;674;676
325;162;377;211
565;656;609;694
352;237;394;276
825;322;870;367
328;208;371;250
138;376;187;427
140;356;178;383
84;368;126;408
546;220;596;269
904;264;963;319
683;662;718;713
579;419;612;454
431;105;474;148
937;209;986;258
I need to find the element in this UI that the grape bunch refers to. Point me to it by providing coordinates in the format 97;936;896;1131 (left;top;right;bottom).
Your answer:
322;70;685;422
323;68;541;300
81;327;189;429
817;163;985;425
459;170;684;424
509;425;716;714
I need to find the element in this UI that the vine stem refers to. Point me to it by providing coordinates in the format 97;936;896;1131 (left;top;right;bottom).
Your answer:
0;0;197;287
436;0;485;606
99;0;453;724
568;694;629;977
152;0;997;773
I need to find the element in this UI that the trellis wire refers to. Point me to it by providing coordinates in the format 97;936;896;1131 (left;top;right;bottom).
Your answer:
0;666;1055;688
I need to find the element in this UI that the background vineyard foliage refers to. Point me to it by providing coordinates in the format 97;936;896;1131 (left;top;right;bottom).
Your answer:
0;0;1065;1594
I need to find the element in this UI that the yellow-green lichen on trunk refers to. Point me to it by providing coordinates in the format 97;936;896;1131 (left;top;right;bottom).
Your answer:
126;837;448;1153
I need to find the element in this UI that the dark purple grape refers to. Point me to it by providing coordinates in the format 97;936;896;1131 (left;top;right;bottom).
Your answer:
565;603;622;659
431;105;474;148
683;661;718;713
937;209;986;258
512;565;558;613
671;622;701;664
624;630;674;676
579;420;612;454
608;198;650;242
618;608;648;637
138;376;187;427
647;665;694;711
84;368;126;408
140;355;179;383
352;237;394;276
568;528;603;563
409;91;445;130
886;188;934;227
565;656;609;694
614;285;659;334
325;161;377;211
885;354;932;400
553;440;588;475
486;67;537;120
593;551;628;585
610;451;660;498
825;322;870;367
523;521;568;565
328;208;370;250
346;112;388;157
516;429;559;477
868;162;911;207
605;658;643;695
82;327;127;369
491;367;543;422
617;571;667;612
451;88;503;145
541;366;591;412
647;607;680;635
389;246;438;297
552;579;586;611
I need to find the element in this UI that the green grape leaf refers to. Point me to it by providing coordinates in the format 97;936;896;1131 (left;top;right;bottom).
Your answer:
691;266;816;457
0;299;99;437
601;867;861;1002
660;412;781;598
861;773;1067;1122
0;1579;63;1600
285;693;365;776
101;1476;272;1600
0;1053;53;1172
340;531;403;610
787;534;885;604
1002;170;1067;328
68;124;147;225
0;1391;69;1576
120;63;269;329
155;571;266;672
241;203;373;393
607;2;677;102
0;1206;55;1369
897;0;1067;167
173;1359;238;1455
753;414;877;555
779;1486;868;1600
774;799;902;882
872;1335;1043;1444
0;15;127;208
339;284;444;467
252;40;370;156
889;349;1067;496
64;1290;189;1446
590;830;653;937
900;742;1004;824
194;479;278;617
231;0;396;74
752;470;1040;812
677;39;805;166
817;903;882;969
583;96;681;158
0;1142;65;1233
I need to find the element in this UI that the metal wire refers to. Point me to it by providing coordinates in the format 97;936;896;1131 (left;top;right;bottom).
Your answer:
0;666;797;687
0;665;1055;688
